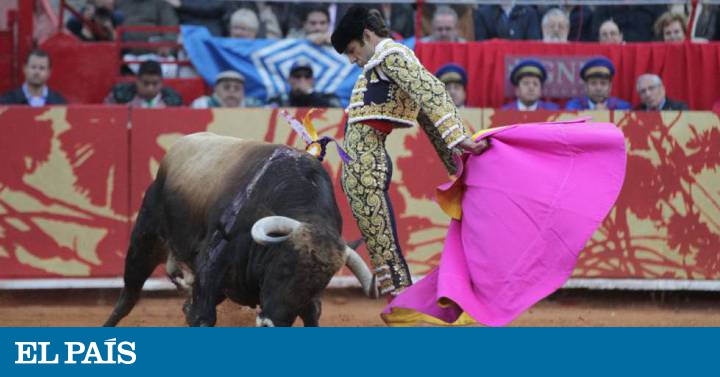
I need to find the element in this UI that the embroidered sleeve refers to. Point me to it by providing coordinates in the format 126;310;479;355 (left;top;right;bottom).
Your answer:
379;52;468;149
417;110;459;175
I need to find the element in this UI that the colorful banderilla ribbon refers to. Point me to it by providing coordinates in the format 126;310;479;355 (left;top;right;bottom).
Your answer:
281;109;352;163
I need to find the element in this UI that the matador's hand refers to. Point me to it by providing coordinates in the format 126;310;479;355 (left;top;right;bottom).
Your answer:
458;138;490;155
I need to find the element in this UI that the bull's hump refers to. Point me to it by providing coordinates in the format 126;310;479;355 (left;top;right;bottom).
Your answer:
161;132;272;212
164;133;263;170
174;132;260;153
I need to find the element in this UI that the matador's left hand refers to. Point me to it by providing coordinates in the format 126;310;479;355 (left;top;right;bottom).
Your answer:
458;138;490;155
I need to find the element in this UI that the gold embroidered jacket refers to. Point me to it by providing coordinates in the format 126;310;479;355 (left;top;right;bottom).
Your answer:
346;39;469;150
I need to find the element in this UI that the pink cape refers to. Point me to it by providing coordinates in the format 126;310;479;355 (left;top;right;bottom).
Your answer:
382;118;627;326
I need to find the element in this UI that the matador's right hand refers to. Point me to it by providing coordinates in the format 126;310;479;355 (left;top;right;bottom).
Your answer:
458;138;490;155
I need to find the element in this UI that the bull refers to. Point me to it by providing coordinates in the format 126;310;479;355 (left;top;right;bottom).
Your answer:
104;132;376;327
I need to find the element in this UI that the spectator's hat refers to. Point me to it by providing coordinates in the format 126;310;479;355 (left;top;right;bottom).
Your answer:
510;59;548;86
331;6;369;54
435;64;468;87
290;58;314;77
215;70;245;84
580;57;615;81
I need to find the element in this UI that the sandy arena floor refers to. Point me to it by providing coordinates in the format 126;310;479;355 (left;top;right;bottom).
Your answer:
1;288;719;327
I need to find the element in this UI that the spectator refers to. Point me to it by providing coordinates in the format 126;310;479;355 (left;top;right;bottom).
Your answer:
105;60;182;107
191;70;261;108
116;0;178;44
542;8;570;43
162;0;229;37
501;59;558;111
287;5;331;45
375;3;415;39
228;8;259;39
422;6;465;42
267;59;341;108
694;4;720;41
567;5;594;42
474;4;541;41
435;63;467;108
655;11;687;42
224;2;282;39
598;19;624;44
566;57;631;111
0;50;66;106
635;74;688;111
418;4;474;42
66;0;122;41
591;5;665;42
539;5;593;42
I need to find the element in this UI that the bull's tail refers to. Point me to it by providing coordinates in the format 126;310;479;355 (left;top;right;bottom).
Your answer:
104;182;167;327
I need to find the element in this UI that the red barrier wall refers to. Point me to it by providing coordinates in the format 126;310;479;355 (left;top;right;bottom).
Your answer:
1;106;719;286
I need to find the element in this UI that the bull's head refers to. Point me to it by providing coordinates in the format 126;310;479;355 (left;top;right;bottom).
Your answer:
251;216;378;326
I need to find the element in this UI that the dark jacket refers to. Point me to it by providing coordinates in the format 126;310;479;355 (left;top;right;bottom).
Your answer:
566;96;632;111
635;98;689;111
268;91;341;108
474;5;541;40
591;5;665;42
0;87;67;105
176;0;230;36
107;82;183;106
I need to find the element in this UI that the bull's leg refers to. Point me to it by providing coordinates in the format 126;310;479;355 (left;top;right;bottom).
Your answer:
299;298;322;327
104;183;167;327
183;235;247;327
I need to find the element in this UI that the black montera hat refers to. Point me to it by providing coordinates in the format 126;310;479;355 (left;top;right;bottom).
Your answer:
331;6;369;54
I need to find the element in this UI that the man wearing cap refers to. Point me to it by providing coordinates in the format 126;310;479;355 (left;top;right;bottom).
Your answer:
435;63;467;107
268;58;341;107
331;6;489;296
566;57;631;110
191;70;260;108
502;59;559;111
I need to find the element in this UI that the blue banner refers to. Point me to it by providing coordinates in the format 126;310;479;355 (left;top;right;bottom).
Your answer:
2;328;718;376
181;26;415;107
182;25;361;107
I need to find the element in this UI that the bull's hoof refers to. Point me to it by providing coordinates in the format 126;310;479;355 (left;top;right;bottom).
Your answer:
255;316;275;327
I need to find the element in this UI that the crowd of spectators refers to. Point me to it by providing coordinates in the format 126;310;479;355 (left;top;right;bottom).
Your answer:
58;2;718;45
3;1;720;112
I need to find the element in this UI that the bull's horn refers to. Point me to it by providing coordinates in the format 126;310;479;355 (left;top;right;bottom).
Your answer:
251;216;302;245
343;245;379;299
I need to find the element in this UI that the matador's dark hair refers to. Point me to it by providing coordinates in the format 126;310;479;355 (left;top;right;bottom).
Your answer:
331;6;389;53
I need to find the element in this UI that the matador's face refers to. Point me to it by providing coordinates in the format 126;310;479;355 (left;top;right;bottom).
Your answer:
344;39;375;68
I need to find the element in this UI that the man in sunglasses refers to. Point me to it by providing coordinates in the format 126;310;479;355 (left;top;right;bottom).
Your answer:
268;58;341;108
